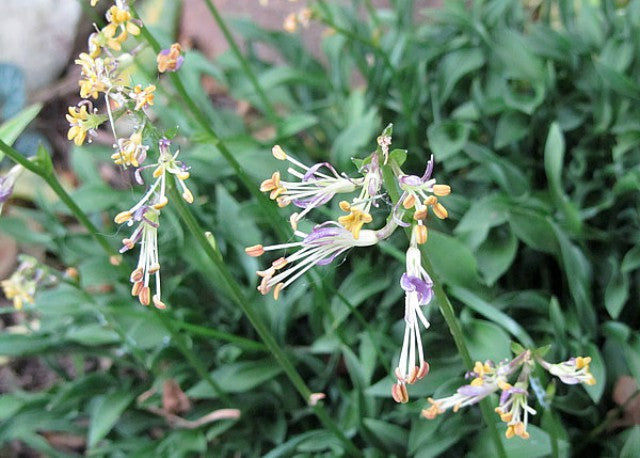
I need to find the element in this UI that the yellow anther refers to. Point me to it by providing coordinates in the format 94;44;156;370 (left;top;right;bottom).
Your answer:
470;377;484;387
433;202;448;219
406;365;419;384
417;361;430;380
114;210;132;224
453;402;462;413
153;166;164;178
272;145;287;160
500;412;513;423
424;196;437;206
177;171;190;180
289;213;299;230
433;184;451;196
245;244;264;257
497;380;512;391
131;281;143;296
148;263;160;274
338;208;372;239
576;356;591;369
153;295;166;310
585;375;596;385
413;208;427;220
505;426;515;439
391;383;409;404
138;286;151;306
402;194;416;209
415;224;428;245
339;201;351;211
130;267;144;283
182;189;194;204
272;257;288;269
277;196;290;208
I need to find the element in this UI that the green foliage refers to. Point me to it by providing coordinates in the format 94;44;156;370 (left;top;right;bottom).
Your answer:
1;0;639;456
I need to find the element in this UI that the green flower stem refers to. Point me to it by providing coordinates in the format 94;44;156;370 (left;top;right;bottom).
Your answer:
201;0;279;125
0;140;231;403
167;181;361;457
131;9;289;240
381;160;507;458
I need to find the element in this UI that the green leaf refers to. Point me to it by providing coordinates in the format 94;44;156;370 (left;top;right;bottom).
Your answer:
604;257;629;319
583;342;605;403
363;418;408;452
495;112;529;148
88;391;134;448
187;360;283;399
438;48;485;103
278;113;318;137
66;324;121;346
474;424;568;458
427;120;470;161
508;210;558;254
621;244;640;273
544;122;564;197
465;319;511;362
621;426;640;458
424;230;481;289
476;227;518;286
450;286;534;348
0;395;26;421
494;30;544;81
0;103;41;159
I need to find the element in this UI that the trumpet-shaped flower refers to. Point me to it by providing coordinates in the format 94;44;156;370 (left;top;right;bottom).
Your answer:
263;145;362;229
246;222;380;300
392;227;433;403
118;205;165;309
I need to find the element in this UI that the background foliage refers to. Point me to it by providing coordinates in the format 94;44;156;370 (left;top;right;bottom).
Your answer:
1;0;639;456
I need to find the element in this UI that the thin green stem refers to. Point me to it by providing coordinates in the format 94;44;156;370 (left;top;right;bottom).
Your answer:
167;182;361;457
0;140;231;403
381;158;507;458
176;321;267;352
131;10;289;239
201;0;279;125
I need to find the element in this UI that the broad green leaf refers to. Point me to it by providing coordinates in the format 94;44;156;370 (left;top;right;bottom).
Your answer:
476;227;518;286
278;113;318;137
604;257;629;319
66;324;121;346
0;103;41;160
473;424;568;458
465;319;511;362
88;391;134;448
188;360;282;399
438;48;485;103
494;30;544;81
427;120;470;161
621;244;640;273
495;112;529;148
621;426;640;458
424;230;481;290
508;209;558;254
0;395;25;421
363;418;408;452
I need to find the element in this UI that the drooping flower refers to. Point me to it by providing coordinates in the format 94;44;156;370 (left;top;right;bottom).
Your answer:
538;356;596;386
392;227;433;403
263;145;362;229
246;222;381;300
118;205;165;309
0;164;24;216
157;43;184;73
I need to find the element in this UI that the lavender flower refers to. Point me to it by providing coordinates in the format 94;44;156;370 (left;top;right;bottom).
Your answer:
0;164;23;216
246;222;383;300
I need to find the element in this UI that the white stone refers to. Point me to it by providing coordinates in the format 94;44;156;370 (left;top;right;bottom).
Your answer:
0;0;81;90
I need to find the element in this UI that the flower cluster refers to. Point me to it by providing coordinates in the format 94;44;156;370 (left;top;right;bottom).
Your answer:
422;349;596;439
66;1;193;308
247;126;450;399
1;256;52;310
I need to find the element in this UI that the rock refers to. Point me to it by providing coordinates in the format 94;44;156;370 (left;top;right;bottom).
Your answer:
0;0;81;91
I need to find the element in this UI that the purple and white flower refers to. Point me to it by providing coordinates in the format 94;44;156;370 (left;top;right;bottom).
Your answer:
0;164;23;216
246;222;381;299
